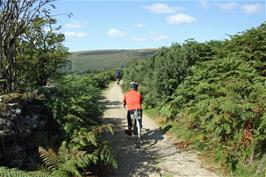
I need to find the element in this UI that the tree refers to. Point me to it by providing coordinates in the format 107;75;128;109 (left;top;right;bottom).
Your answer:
0;0;66;92
19;17;68;88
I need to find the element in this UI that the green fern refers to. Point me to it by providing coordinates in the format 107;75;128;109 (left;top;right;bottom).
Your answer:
39;72;117;176
38;147;61;171
95;140;118;168
39;143;81;177
38;140;106;177
0;166;52;177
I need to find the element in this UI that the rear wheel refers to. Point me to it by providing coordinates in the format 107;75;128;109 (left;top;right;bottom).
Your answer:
131;110;141;148
116;78;120;84
133;119;137;135
135;119;141;148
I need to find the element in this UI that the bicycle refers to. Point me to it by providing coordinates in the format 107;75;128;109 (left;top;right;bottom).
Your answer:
130;109;142;148
116;77;121;85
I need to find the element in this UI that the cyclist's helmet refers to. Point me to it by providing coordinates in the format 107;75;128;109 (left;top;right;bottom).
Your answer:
130;81;138;90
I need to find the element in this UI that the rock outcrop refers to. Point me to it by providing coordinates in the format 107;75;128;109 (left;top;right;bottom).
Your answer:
0;93;62;170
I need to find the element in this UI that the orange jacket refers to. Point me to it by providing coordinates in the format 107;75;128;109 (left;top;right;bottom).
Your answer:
123;90;142;110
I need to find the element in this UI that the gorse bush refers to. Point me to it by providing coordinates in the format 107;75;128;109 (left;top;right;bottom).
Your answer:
167;56;266;172
123;22;266;176
123;39;220;108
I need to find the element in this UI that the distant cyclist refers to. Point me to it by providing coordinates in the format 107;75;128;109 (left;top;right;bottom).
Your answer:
115;69;122;85
123;81;142;136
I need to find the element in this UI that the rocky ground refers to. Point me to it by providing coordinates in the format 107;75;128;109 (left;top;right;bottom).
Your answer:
0;92;62;170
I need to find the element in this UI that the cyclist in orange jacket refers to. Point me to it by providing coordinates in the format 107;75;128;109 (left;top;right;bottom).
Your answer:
123;81;142;135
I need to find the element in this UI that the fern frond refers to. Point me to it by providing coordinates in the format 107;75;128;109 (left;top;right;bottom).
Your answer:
65;114;84;123
0;166;52;177
70;130;98;148
75;151;98;167
38;146;61;171
58;160;81;177
92;124;114;134
94;140;117;168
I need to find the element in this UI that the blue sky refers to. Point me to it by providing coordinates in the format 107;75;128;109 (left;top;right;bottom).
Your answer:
53;0;266;52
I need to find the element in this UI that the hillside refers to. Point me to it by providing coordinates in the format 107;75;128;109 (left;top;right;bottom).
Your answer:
68;49;157;73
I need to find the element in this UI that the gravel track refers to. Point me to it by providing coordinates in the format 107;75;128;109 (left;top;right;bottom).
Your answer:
102;83;220;177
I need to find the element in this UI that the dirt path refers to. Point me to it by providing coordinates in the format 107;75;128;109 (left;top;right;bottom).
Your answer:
102;83;220;177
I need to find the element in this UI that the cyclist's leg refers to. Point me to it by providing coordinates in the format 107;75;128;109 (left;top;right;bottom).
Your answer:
126;110;133;135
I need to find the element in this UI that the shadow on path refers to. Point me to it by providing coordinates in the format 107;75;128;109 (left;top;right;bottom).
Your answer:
103;116;172;177
101;100;123;109
100;83;219;177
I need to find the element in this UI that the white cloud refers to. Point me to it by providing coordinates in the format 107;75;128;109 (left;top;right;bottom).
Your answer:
65;20;88;29
132;37;146;42
107;28;127;37
150;34;169;41
242;3;264;14
137;23;144;28
166;13;195;25
146;3;176;13
215;2;239;10
64;31;88;38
